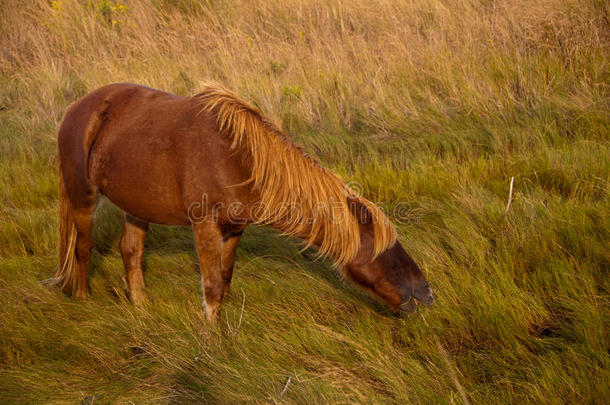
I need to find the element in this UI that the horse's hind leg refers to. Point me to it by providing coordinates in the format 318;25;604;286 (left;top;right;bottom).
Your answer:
119;214;149;305
72;205;96;299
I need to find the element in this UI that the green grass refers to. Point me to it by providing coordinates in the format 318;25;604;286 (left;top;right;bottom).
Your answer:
0;0;608;403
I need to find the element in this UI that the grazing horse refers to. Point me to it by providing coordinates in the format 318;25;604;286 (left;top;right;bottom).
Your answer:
49;83;433;321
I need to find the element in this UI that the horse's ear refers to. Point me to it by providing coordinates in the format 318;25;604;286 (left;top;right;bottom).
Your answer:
347;196;373;225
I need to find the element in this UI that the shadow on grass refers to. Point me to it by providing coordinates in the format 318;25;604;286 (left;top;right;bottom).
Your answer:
240;226;395;317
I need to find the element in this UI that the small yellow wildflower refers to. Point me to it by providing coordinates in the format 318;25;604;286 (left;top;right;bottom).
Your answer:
51;0;62;11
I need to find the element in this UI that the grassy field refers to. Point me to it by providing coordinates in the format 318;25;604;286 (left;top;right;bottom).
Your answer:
0;0;608;403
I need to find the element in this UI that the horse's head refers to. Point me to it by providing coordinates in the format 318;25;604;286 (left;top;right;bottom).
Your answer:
344;240;433;313
343;199;433;313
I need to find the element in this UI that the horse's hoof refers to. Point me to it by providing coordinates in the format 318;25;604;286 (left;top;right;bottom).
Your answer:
126;290;148;306
75;290;88;300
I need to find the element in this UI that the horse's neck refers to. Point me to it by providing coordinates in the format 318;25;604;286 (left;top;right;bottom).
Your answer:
351;221;376;264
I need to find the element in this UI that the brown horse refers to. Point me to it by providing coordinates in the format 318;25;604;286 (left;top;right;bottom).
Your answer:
49;82;433;321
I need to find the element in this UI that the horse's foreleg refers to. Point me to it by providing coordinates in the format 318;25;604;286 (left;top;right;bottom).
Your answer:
221;233;241;297
192;222;224;322
119;214;149;305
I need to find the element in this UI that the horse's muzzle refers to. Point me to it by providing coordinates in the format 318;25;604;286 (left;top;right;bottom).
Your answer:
399;281;434;313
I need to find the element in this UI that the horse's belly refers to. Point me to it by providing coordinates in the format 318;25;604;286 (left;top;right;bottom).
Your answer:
100;185;191;225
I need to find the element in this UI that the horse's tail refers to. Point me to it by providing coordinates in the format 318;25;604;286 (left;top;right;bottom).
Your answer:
44;160;79;293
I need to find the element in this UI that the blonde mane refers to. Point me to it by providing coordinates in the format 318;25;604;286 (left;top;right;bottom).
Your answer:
196;83;396;265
